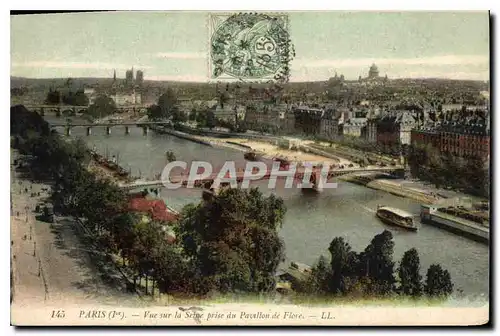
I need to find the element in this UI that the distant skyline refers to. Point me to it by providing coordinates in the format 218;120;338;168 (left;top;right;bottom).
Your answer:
11;11;490;82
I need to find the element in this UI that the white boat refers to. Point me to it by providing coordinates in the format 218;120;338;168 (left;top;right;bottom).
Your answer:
376;205;418;231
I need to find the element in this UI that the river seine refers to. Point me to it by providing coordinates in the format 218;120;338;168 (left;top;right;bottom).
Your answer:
50;119;489;300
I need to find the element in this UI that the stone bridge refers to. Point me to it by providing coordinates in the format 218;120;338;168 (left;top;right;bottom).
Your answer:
22;104;149;117
50;121;170;136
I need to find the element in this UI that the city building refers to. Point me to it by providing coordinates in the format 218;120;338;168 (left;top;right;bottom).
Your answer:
84;68;145;106
342;117;367;137
358;64;389;85
110;90;142;106
411;109;490;160
319;108;342;140
125;69;134;86
292;105;324;136
244;103;288;133
375;111;418;147
136;70;144;87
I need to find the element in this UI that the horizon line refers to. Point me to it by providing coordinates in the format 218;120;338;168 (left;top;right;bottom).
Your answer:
10;75;489;84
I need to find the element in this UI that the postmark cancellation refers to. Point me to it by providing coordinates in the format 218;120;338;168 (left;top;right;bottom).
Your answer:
209;12;294;82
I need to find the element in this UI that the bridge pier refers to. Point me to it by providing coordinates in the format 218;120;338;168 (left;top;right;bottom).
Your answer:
106;126;111;135
86;127;92;136
142;126;149;136
125;126;130;135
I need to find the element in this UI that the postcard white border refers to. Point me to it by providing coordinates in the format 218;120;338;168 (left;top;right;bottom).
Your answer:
3;1;497;335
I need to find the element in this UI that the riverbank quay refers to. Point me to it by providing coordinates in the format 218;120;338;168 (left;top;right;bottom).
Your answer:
339;172;490;243
339;174;439;204
150;124;213;147
309;141;399;165
420;205;489;244
10;149;140;306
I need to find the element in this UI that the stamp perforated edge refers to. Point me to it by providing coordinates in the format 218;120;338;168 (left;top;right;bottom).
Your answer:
207;12;292;83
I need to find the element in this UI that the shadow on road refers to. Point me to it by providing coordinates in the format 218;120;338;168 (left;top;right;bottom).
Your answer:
48;217;133;299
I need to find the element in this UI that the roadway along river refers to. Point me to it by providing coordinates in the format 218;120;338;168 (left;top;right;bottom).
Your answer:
50;119;489;301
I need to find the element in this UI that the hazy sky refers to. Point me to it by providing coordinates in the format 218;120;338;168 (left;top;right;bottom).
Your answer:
11;11;490;82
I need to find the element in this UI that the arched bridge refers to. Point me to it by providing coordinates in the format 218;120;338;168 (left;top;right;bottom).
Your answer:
21;104;150;117
49;121;170;136
119;165;406;192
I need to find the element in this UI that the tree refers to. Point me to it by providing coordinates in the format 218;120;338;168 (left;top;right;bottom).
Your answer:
171;106;187;123
305;255;332;294
424;264;454;298
87;95;116;119
156;89;178;120
176;188;286;294
147;105;162;121
62;89;89;106
205;110;216;129
188;109;197;121
328;237;359;295
398;248;423;297
359;230;396;296
45;89;61;105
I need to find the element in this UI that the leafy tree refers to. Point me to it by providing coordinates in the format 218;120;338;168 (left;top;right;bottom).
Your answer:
62;89;89;106
424;264;454;298
87;95;116;119
305;255;332;294
147;104;162;121
156;89;178;120
171;106;187;123
45;89;61;105
176;188;286;294
188;109;197;121
398;248;423;297
328;237;359;295
205;110;216;129
359;230;396;296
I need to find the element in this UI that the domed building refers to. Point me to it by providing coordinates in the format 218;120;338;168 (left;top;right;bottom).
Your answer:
359;63;388;85
368;63;380;79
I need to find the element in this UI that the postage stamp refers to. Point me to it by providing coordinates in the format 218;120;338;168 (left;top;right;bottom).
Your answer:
209;12;294;81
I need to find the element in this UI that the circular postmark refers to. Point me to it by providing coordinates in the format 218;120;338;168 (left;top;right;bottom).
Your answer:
211;13;294;82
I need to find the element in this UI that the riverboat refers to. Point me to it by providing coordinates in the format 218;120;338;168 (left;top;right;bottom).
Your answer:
376;205;418;231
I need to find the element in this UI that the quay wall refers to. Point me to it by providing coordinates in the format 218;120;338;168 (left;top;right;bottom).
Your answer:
151;126;213;147
421;209;489;244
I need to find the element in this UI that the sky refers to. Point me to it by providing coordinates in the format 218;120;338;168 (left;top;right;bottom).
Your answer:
10;11;490;82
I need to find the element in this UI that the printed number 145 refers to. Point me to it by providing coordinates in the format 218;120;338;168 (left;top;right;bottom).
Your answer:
51;310;65;318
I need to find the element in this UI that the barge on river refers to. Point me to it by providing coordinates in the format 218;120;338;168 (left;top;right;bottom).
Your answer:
420;204;489;243
376;205;418;231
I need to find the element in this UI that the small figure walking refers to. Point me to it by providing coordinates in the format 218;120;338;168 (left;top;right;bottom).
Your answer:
33;241;36;257
38;260;41;277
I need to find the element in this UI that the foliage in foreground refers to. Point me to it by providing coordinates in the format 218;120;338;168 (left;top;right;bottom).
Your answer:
11;104;454;301
301;231;454;300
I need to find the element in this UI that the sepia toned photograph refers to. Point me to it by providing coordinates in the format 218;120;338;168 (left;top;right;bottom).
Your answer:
9;10;490;326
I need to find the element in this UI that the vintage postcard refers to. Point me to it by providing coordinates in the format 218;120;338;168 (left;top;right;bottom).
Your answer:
10;10;490;326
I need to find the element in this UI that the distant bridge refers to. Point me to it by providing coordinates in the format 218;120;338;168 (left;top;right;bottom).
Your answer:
119;166;405;191
21;104;150;116
49;121;169;136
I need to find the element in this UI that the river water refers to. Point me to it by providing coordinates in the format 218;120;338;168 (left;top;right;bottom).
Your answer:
49;119;489;300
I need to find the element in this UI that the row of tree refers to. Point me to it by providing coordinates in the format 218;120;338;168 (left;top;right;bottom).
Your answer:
45;89;90;106
302;231;454;299
408;143;489;198
10;105;456;301
11;104;286;297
